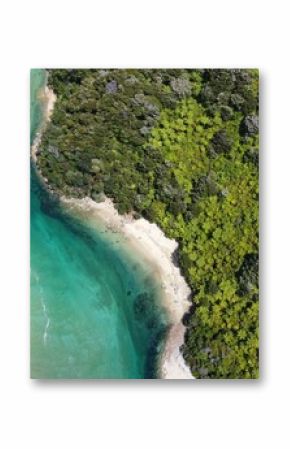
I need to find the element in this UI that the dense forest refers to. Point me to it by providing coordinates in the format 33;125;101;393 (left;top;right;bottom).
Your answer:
37;68;259;378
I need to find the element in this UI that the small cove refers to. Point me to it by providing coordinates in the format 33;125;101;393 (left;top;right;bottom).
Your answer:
30;69;169;379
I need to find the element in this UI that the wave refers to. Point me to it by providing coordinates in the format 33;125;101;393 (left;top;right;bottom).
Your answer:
31;269;50;345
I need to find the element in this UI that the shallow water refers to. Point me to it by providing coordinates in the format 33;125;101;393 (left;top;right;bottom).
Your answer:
30;69;168;379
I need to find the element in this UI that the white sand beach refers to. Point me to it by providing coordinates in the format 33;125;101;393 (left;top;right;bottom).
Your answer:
61;197;194;379
31;84;56;164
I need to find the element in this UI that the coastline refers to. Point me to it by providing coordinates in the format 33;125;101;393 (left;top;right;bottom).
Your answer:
31;82;56;165
32;74;194;380
61;197;194;379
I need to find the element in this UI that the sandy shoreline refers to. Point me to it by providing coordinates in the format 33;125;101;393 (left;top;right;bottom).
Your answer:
32;75;194;380
31;83;56;164
61;197;194;379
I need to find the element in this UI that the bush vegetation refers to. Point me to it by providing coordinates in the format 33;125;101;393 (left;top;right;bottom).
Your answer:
38;68;259;378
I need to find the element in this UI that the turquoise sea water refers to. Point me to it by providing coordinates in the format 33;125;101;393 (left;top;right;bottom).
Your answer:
30;69;168;379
